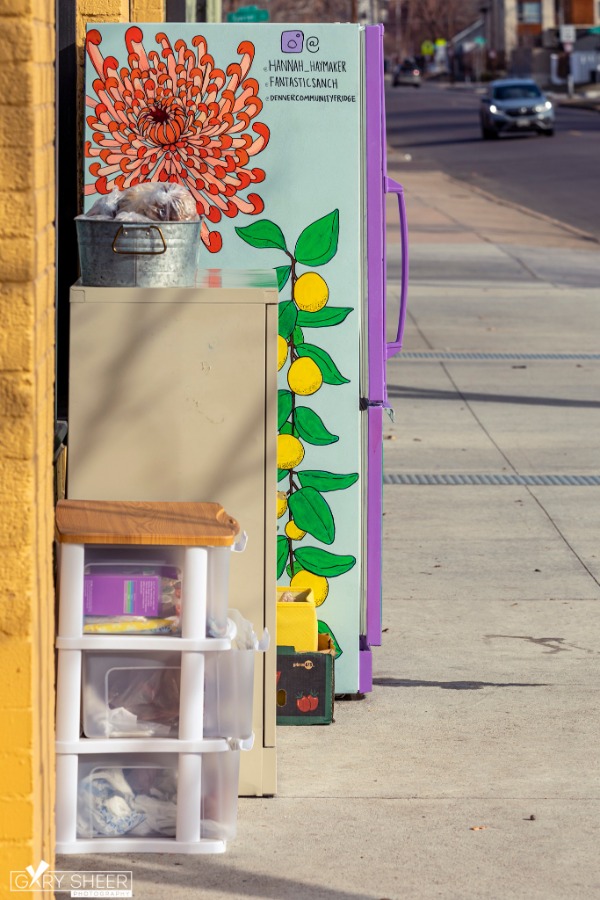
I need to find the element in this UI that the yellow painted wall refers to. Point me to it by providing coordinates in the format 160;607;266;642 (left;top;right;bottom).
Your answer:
0;0;165;894
0;0;56;894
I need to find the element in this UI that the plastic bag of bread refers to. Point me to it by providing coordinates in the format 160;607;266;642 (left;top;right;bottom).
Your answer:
118;182;198;221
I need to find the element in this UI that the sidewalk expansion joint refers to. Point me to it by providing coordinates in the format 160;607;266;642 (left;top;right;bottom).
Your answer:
399;351;600;361
383;474;600;486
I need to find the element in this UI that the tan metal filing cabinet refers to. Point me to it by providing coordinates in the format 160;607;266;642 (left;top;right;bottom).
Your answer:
67;272;278;796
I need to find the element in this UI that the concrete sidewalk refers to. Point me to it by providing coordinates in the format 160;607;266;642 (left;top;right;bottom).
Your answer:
59;159;600;899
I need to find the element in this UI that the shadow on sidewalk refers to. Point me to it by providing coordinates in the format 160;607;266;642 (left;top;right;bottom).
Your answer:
387;384;600;410
55;856;376;900
373;678;548;690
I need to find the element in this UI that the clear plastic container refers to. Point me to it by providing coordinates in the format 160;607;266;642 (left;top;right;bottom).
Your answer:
201;750;240;841
203;649;255;740
77;755;179;839
82;548;183;636
77;545;231;639
82;647;255;741
82;652;181;738
75;752;240;843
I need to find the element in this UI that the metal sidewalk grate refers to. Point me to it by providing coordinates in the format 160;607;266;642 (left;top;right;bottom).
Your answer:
383;473;600;486
399;351;600;361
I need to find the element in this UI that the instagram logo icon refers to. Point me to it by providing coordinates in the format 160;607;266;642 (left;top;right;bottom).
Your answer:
281;30;304;53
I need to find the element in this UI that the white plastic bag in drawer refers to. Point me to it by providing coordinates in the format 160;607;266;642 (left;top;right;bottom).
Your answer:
77;755;178;839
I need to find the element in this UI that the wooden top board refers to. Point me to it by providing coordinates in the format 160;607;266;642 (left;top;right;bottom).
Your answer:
55;500;239;546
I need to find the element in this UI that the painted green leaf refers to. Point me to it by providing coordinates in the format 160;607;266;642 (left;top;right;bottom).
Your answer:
298;470;359;492
294;407;339;446
296;306;353;328
294;210;339;267
279;422;293;436
292;325;304;345
288;487;335;545
296;343;350;385
278;389;293;429
277;535;289;578
318;620;343;658
279;300;298;339
276;265;291;291
235;220;288;252
286;562;299;578
278;468;289;483
294;546;356;577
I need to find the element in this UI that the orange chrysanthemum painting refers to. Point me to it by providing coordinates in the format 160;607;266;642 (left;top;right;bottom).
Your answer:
85;26;270;253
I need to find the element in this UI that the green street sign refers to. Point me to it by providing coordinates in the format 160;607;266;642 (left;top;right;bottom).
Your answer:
227;5;269;21
474;36;487;45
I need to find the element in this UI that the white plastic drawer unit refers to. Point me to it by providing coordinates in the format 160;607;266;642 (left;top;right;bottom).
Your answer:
82;650;255;741
73;752;240;844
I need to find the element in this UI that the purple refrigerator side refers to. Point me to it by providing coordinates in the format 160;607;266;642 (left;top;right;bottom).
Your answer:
360;25;386;691
361;27;410;691
365;24;386;405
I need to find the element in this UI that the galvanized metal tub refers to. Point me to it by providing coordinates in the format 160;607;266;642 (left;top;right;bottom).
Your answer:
75;217;201;287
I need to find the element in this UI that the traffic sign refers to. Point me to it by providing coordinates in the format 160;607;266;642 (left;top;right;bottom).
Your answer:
421;40;434;56
560;24;576;43
227;5;269;22
474;36;486;46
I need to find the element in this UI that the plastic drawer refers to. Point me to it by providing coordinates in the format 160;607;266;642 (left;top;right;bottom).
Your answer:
82;649;255;741
82;652;182;738
201;750;240;842
75;752;239;842
77;754;179;839
78;545;230;638
204;649;255;740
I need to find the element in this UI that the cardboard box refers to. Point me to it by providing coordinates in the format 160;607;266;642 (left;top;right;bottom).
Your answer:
276;634;335;725
276;587;318;652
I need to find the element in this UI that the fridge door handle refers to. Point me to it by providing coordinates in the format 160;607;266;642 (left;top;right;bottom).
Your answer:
384;177;409;359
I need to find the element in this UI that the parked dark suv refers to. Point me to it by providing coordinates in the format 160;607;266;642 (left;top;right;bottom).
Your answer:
480;79;555;139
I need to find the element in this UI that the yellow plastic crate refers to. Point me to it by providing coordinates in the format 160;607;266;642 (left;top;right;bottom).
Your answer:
276;587;318;652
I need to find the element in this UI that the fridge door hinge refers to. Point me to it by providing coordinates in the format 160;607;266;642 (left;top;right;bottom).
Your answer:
360;398;385;411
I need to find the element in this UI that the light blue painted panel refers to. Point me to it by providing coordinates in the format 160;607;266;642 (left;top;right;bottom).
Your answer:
83;23;366;691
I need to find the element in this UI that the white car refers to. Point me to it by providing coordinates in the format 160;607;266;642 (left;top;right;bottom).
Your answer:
480;79;555;139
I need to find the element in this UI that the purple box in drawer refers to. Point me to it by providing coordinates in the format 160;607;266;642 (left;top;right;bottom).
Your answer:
84;574;161;617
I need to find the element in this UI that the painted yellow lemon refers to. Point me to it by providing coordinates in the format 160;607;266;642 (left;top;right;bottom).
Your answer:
287;357;323;396
294;272;329;312
277;433;304;470
285;519;306;541
277;334;288;371
290;569;329;606
277;491;288;518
